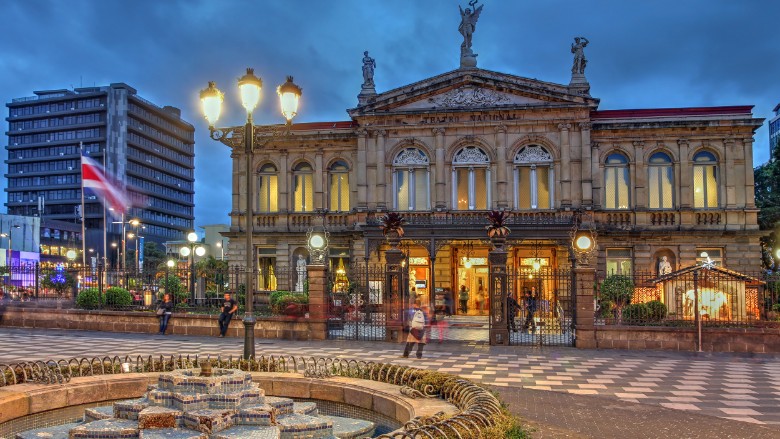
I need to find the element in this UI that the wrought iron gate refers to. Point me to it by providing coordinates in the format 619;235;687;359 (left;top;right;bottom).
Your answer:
326;264;387;341
508;268;575;346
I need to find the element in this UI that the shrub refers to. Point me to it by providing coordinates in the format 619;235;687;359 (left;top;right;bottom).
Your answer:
599;275;634;308
105;287;132;307
598;299;615;319
271;293;308;315
772;303;780;313
622;303;650;322
76;288;103;309
646;300;667;321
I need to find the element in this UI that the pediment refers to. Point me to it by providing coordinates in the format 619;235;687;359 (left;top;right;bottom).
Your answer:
348;68;599;116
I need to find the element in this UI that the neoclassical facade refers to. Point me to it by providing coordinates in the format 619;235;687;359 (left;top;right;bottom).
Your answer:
223;67;763;312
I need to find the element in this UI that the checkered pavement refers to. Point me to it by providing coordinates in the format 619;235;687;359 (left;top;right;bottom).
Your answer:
1;328;779;426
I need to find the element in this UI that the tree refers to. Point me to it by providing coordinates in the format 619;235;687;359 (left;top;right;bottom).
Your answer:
40;268;77;297
142;241;168;271
755;139;780;270
195;256;228;294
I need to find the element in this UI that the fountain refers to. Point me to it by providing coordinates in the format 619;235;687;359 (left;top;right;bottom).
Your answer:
17;367;376;439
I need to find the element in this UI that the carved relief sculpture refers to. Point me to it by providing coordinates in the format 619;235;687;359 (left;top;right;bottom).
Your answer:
429;86;509;108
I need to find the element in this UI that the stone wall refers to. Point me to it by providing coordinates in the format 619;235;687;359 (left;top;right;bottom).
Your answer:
0;306;327;341
591;326;780;353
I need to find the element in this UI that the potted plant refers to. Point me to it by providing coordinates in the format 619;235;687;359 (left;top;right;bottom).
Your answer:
380;212;406;246
486;210;511;249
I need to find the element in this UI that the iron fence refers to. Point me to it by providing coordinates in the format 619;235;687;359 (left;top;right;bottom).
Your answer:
595;269;780;328
326;264;388;340
507;268;575;346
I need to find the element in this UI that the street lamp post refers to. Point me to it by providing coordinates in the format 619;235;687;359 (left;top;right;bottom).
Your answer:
2;224;21;267
111;243;118;269
179;232;205;305
165;259;175;301
216;240;225;261
200;69;302;360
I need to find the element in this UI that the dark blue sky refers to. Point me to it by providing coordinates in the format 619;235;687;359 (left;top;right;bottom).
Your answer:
3;0;779;228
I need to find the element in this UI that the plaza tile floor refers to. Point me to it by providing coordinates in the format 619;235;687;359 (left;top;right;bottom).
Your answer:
1;328;779;437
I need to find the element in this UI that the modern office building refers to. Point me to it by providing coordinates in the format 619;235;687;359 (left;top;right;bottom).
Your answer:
5;83;195;266
770;102;780;159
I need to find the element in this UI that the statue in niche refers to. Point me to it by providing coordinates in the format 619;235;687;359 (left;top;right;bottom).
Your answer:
658;256;672;276
361;51;376;87
458;0;484;55
295;254;307;292
571;36;589;75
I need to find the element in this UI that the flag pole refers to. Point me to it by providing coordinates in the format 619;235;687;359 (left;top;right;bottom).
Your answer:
102;152;108;271
79;142;87;267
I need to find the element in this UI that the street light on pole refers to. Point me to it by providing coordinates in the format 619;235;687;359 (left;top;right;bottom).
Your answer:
200;69;302;360
179;232;205;305
216;240;225;261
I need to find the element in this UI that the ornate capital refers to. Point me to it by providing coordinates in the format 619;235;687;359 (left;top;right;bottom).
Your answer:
494;124;508;134
677;138;689;147
723;136;735;145
371;129;387;138
578;122;592;131
591;141;600;150
278;148;288;156
632;140;645;148
432;127;446;136
558;123;572;131
356;128;369;137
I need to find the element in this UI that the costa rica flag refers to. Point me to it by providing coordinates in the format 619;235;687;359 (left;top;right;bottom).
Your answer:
81;154;130;217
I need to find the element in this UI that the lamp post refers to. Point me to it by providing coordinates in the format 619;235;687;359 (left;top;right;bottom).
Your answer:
165;259;175;300
2;224;21;267
200;69;302;360
179;232;205;305
216;240;225;261
111;243;118;269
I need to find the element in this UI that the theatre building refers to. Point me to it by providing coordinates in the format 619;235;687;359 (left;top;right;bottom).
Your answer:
222;47;763;320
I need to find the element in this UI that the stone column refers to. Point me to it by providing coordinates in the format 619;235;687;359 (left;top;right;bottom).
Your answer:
495;125;508;209
374;130;387;210
314;149;324;211
591;142;601;208
278;149;289;213
744;137;756;208
306;264;328;340
356;129;368;211
724;137;736;208
559;124;572;207
633;141;645;209
580;123;593;207
574;266;597;349
433;128;446;209
488;238;509;346
678;139;691;208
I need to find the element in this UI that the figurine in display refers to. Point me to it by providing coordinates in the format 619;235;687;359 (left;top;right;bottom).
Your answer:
295;254;307;292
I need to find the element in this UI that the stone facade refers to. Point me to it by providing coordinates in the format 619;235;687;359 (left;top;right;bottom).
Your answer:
222;67;764;304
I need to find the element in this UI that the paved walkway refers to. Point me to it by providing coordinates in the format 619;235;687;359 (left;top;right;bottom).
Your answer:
1;328;779;438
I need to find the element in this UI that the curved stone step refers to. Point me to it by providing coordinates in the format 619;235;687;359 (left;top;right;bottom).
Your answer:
138;428;207;439
69;419;139;438
181;409;235;434
15;422;80;439
322;415;376;439
84;405;114;422
292;401;318;416
237;404;276;426
210;425;280;439
114;398;150;420
276;414;333;439
263;396;294;415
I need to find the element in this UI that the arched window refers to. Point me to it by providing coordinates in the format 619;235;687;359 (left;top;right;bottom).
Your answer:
648;152;674;209
604;152;630;209
392;148;430;211
693;151;718;208
513;145;553;209
257;163;278;213
292;162;313;212
329;160;350;212
451;146;490;210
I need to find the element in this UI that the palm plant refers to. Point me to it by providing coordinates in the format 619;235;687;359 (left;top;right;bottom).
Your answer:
379;212;406;238
485;210;511;238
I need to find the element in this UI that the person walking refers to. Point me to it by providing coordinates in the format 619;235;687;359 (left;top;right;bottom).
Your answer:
403;300;428;358
157;293;174;335
458;285;469;314
522;288;537;333
218;292;238;337
507;292;520;332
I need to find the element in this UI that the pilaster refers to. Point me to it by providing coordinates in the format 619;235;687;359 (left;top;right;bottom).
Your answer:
743;137;756;208
579;122;592;207
356;129;368;211
633;141;645;209
374;130;387;210
574;266;597;349
724;137;736;208
559;123;572;207
494;125;508;209
678;139;691;208
278;149;289;213
433;128;446;209
314;149;324;211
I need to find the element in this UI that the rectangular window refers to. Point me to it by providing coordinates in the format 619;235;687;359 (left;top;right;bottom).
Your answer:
396;170;409;210
257;250;277;291
517;167;532;209
329;173;350;212
456;168;469;210
293;174;313;212
694;166;718;208
605;248;632;276
474;168;487;210
536;166;550;209
258;175;278;213
412;169;427;210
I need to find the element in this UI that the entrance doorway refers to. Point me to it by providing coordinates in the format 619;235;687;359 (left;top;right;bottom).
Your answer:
453;244;489;316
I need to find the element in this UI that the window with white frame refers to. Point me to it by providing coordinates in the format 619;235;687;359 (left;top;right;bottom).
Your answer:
606;248;632;276
452;146;490;210
392;148;430;211
648;151;674;209
257;163;278;213
292;162;314;212
328;160;350;212
696;248;723;266
693;151;719;209
604;152;630;209
513;145;553;209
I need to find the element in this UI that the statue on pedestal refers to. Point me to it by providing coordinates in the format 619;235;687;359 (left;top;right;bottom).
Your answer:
362;51;376;87
458;0;483;68
295;254;307;292
571;36;590;75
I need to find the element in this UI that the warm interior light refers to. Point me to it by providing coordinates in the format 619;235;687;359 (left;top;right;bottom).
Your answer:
309;234;325;249
700;252;709;258
195;246;206;257
66;250;77;260
200;81;224;126
575;235;592;251
238;68;262;113
166;260;175;268
179;247;191;257
532;259;541;271
464;259;472;269
776;249;780;259
277;76;302;122
187;232;198;243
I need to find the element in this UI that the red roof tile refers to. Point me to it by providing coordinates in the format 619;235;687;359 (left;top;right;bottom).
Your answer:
591;106;753;119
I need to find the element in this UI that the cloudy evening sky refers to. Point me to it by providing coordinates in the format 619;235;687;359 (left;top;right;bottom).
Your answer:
2;0;779;229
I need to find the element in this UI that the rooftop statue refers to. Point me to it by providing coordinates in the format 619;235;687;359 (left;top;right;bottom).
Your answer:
571;36;589;75
362;51;376;87
458;0;484;55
